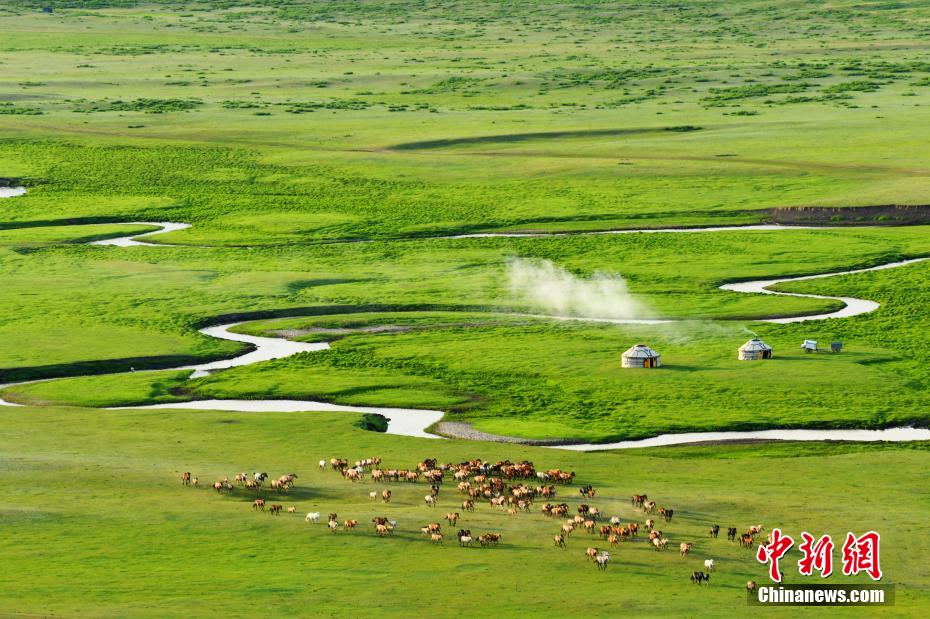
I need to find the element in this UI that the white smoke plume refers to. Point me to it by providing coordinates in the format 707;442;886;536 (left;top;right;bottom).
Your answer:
507;258;650;320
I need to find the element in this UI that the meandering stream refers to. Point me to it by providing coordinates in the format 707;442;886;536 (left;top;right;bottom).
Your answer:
0;186;27;198
1;207;928;448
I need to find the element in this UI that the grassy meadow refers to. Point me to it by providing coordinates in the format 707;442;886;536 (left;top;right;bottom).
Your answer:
1;0;930;616
2;405;929;617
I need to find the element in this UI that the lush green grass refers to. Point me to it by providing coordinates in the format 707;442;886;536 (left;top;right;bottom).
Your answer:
5;369;193;407
4;0;930;242
2;1;930;614
0;405;928;617
4;228;930;441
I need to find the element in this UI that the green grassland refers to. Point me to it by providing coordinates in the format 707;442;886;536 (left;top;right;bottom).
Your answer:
4;226;930;441
2;0;930;616
2;405;929;617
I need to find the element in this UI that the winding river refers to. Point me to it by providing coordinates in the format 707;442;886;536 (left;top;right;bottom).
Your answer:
0;186;27;198
1;204;928;448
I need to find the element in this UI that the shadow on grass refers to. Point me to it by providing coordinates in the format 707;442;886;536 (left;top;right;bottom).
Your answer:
388;126;701;151
221;485;340;503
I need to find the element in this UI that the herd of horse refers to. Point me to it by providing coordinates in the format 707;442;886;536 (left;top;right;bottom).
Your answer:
180;456;767;588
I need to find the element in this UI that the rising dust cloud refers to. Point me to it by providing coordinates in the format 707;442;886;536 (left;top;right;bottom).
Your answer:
507;258;651;320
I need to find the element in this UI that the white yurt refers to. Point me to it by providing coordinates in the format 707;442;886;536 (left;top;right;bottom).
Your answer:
738;338;773;360
621;344;661;368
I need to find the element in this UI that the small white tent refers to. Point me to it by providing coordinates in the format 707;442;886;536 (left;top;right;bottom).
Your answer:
738;338;773;360
621;344;661;368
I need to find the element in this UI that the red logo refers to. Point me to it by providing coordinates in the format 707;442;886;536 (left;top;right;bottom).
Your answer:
798;532;834;578
756;528;794;582
757;529;882;582
841;531;882;581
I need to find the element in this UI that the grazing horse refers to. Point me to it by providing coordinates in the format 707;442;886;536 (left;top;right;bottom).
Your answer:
739;534;755;549
382;490;392;503
479;533;501;547
727;527;738;541
462;500;475;512
554;534;565;548
252;499;266;511
710;525;720;538
445;512;459;526
595;552;610;570
632;494;647;508
181;472;191;485
305;512;321;523
691;571;710;585
269;504;283;515
680;542;693;557
585;547;599;561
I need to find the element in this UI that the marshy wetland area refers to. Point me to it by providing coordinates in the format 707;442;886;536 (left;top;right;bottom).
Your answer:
2;1;930;616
